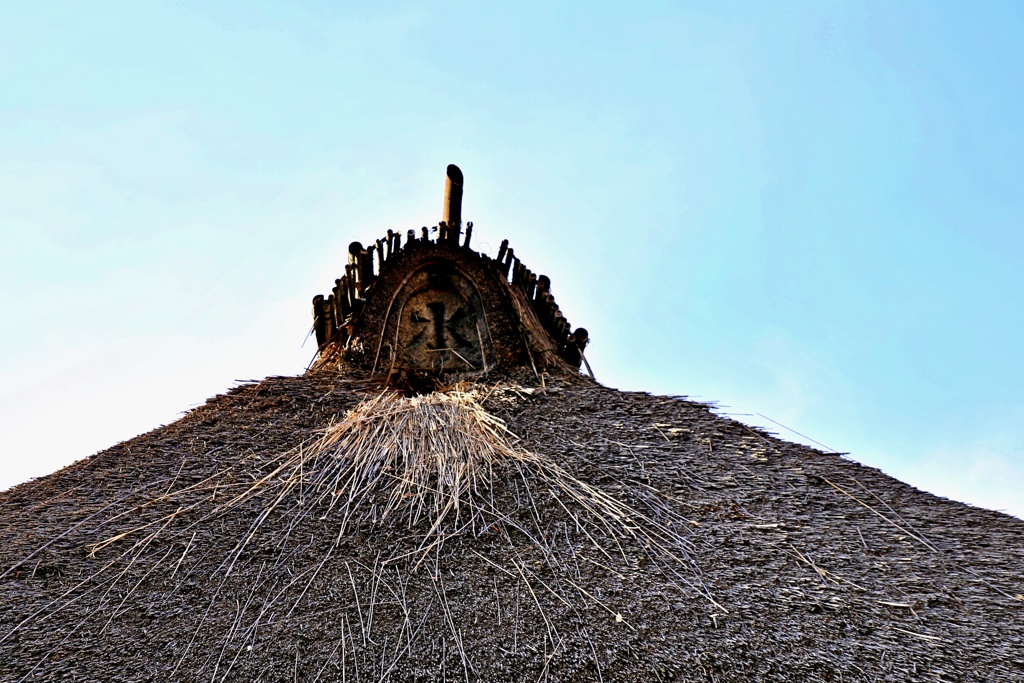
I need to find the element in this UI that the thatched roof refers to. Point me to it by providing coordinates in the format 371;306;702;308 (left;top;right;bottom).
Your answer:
3;166;1021;681
2;369;1022;682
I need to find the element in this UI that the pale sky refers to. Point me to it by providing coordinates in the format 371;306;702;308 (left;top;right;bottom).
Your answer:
2;2;1023;518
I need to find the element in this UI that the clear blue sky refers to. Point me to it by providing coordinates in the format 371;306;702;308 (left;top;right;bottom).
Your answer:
2;2;1022;518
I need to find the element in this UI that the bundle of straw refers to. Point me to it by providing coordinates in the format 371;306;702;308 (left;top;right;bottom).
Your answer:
311;388;526;532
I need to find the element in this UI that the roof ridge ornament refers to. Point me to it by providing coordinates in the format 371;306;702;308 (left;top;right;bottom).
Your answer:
442;163;463;230
311;165;590;380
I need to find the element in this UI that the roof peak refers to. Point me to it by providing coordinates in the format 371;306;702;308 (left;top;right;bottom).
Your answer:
311;165;590;382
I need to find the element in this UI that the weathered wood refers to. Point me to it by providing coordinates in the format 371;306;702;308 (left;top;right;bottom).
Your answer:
312;295;328;347
442;163;463;229
311;165;585;377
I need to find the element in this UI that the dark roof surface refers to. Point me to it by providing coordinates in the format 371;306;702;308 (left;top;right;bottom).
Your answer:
1;371;1022;682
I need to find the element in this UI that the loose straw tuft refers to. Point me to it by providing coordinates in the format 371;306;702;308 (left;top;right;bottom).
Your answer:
311;388;529;531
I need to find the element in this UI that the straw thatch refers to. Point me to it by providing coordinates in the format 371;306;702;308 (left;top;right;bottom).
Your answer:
1;369;1022;682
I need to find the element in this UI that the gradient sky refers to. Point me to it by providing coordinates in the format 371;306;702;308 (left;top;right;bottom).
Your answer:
2;2;1022;518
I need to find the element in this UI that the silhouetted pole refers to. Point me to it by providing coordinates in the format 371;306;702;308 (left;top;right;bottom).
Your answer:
443;164;464;232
